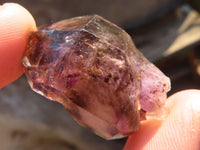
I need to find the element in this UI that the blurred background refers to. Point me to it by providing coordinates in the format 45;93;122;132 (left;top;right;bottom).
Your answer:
1;0;200;150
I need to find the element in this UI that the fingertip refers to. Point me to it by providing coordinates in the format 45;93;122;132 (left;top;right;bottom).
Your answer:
155;89;200;150
124;119;162;150
167;89;200;113
0;3;36;88
124;90;200;150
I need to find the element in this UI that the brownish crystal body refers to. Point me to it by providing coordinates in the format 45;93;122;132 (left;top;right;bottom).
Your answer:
23;15;170;139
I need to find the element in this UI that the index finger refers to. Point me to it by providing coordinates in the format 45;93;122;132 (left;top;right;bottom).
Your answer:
0;3;36;88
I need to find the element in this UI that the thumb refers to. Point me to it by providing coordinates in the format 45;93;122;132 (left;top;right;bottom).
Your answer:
124;90;200;150
0;3;36;88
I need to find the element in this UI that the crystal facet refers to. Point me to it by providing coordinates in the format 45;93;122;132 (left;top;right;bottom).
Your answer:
23;15;170;139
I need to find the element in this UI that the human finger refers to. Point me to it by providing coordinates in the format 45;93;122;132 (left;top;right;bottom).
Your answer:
0;3;36;88
124;89;200;150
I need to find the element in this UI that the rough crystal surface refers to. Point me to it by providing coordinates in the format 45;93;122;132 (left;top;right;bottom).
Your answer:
23;15;170;139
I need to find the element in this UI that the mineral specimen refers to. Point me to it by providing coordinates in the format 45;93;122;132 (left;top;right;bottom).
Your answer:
22;15;170;140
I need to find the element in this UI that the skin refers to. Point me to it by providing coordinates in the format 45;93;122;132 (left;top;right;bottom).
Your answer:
0;3;36;88
124;90;200;150
0;3;199;150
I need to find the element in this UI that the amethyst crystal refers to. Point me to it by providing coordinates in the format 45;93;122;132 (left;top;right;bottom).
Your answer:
23;15;170;139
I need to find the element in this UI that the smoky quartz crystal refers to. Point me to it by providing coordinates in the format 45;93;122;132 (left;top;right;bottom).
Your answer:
23;15;170;139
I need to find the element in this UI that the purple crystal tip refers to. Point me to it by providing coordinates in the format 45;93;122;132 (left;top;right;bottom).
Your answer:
23;15;170;140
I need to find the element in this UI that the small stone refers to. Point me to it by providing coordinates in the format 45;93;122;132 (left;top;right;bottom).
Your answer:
22;15;170;139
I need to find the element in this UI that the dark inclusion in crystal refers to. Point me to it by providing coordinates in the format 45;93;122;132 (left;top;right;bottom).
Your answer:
23;15;170;139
